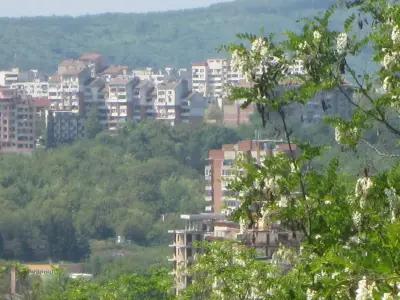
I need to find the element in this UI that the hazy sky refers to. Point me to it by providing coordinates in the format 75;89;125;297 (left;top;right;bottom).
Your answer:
1;0;232;17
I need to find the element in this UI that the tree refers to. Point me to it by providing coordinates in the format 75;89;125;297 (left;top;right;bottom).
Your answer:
188;1;400;298
84;107;102;139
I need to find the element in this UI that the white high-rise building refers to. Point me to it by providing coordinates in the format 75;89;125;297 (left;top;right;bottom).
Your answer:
192;59;245;107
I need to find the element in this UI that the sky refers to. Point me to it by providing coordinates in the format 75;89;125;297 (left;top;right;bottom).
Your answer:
0;0;232;17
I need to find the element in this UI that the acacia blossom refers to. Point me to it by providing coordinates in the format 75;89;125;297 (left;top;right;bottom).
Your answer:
336;32;348;55
355;177;373;204
352;211;362;228
306;288;316;300
313;30;322;42
382;52;398;69
355;276;376;300
392;25;400;44
385;187;399;223
383;76;391;92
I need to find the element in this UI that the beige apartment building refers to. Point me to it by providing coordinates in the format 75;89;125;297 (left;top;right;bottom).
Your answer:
104;77;136;130
0;88;36;154
48;59;91;112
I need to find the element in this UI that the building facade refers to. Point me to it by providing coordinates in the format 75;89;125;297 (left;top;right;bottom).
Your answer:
45;110;85;145
0;68;19;87
168;213;228;295
205;140;296;214
0;88;36;154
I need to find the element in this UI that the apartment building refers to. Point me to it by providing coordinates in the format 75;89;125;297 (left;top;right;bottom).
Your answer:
168;212;301;295
155;79;187;126
105;77;136;130
168;213;228;295
83;77;107;126
155;79;206;126
45;110;85;145
0;68;19;87
192;59;245;107
0;88;36;154
205;140;296;214
132;80;156;122
11;79;49;98
48;60;91;112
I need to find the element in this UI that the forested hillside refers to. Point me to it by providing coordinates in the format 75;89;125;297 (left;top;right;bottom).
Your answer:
0;0;337;72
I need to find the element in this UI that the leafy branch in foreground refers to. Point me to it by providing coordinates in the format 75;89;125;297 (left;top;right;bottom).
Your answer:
187;1;400;299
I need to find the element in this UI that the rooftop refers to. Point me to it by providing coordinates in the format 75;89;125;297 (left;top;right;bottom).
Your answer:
180;213;226;221
109;77;133;86
79;52;103;61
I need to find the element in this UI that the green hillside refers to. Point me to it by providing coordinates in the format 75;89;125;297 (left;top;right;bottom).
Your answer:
0;0;337;72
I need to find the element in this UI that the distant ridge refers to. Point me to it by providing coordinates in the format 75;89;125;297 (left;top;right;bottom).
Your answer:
0;0;339;72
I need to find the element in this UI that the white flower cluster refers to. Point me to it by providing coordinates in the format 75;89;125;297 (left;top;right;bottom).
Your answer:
385;187;399;223
231;49;254;82
352;211;362;228
298;41;309;51
355;177;373;205
251;37;269;57
278;195;288;208
392;25;400;44
355;276;376;300
313;30;322;42
335;126;359;145
382;52;399;69
336;32;348;55
231;38;273;82
383;76;392;92
306;288;316;300
264;176;281;198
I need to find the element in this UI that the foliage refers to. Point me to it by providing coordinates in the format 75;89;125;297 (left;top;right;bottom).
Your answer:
0;121;240;262
187;0;400;299
36;268;174;300
0;0;345;72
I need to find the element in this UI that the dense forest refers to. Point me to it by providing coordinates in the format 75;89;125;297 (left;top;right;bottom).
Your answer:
0;0;340;72
0;121;241;265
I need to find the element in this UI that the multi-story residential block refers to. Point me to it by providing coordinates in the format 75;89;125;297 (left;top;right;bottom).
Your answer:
192;59;245;107
205;140;296;214
132;80;156;122
155;79;206;126
0;68;19;87
11;79;49;98
168;213;228;295
192;62;208;98
48;60;91;112
83;77;107;126
182;92;207;125
155;79;187;126
168;213;301;295
45;110;85;145
105;77;137;130
0;88;36;154
132;68;165;86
